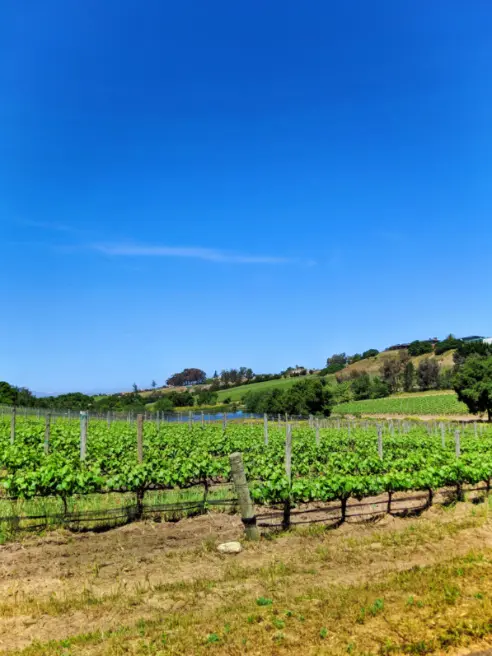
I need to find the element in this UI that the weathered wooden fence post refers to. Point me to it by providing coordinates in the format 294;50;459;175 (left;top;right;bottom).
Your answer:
80;411;88;461
223;411;227;431
454;429;461;458
10;407;16;445
263;413;268;445
315;417;320;447
107;411;112;427
283;424;292;530
137;413;144;463
229;452;259;540
377;424;383;459
44;413;51;455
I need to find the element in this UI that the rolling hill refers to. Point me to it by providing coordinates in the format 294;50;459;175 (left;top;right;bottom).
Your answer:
213;349;456;404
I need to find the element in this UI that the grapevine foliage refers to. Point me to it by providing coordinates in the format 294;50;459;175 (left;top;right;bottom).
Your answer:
0;418;490;509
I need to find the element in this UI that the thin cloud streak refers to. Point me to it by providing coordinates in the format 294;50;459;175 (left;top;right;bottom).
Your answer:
91;243;309;265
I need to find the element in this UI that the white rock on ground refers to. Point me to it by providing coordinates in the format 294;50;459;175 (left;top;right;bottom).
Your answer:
217;541;242;554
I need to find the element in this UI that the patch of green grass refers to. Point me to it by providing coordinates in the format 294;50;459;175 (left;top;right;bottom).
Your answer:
0;485;236;543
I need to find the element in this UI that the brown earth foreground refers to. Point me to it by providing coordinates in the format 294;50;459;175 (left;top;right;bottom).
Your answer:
4;502;492;655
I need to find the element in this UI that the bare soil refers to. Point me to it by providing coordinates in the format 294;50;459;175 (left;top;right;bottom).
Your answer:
3;500;492;654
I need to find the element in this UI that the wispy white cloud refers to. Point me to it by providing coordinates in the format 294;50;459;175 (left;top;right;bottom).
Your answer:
91;242;311;266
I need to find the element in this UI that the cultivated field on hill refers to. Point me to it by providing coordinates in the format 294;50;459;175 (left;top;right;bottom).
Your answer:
333;391;469;416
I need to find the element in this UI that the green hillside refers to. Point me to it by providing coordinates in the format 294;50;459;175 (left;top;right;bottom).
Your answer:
214;349;455;404
216;374;322;402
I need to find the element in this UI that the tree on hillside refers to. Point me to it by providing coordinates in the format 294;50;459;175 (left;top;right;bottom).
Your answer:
167;390;194;407
434;334;462;355
151;380;157;390
362;349;379;359
439;368;454;390
403;362;415;392
132;383;138;393
327;353;347;367
379;352;408;393
371;377;391;399
453;342;492;368
166;368;206;387
243;378;332;416
153;396;174;413
195;389;218;406
351;372;372;400
417;358;440;391
407;340;433;357
453;355;492;420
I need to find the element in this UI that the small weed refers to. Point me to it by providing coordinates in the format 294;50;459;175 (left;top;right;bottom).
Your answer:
358;598;384;623
273;619;285;630
206;633;220;644
320;627;328;639
444;585;460;605
256;596;273;606
370;598;384;615
474;592;484;599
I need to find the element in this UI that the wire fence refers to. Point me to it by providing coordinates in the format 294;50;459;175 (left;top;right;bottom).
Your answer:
0;404;267;424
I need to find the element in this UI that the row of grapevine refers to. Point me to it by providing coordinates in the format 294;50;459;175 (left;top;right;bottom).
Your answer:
1;417;491;518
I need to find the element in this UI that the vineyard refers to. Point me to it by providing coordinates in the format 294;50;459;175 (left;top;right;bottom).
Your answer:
0;413;491;541
333;392;469;416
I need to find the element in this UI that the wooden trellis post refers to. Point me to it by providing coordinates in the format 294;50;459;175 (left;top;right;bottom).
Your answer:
137;414;144;463
377;424;383;459
283;424;292;530
229;452;259;540
44;413;51;455
80;411;88;461
10;407;16;445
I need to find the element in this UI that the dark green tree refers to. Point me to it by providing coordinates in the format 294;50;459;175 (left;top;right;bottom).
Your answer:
379;357;403;393
403;362;415;392
370;377;390;399
417;358;440;391
453;355;492;420
362;349;379;359
351;372;372;400
407;340;434;357
153;396;174;413
434;334;462;355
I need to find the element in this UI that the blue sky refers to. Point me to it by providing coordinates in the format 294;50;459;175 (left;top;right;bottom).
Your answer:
2;1;492;394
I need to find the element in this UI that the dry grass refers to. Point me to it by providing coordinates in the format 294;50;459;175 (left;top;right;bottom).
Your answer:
4;502;492;655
